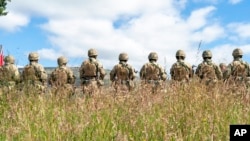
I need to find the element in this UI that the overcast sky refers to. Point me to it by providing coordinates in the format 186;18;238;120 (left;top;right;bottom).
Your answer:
0;0;250;74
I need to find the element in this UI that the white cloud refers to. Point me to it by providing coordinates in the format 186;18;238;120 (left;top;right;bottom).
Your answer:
228;0;242;4
191;24;225;43
3;0;250;71
0;12;29;32
187;6;216;30
228;23;250;39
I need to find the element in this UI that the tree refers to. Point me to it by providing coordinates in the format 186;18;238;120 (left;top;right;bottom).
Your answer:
0;0;11;16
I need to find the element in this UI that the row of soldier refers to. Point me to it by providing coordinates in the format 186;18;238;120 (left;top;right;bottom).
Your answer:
0;48;249;96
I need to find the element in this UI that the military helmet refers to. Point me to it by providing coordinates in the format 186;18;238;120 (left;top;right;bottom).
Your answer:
232;48;243;57
119;52;129;61
88;48;98;57
176;50;186;58
202;50;212;58
28;52;39;61
4;55;15;64
57;56;68;65
148;52;158;60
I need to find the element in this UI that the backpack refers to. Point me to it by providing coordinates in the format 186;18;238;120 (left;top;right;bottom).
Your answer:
22;65;38;81
0;66;13;81
172;62;189;81
200;64;216;79
231;61;246;77
50;68;68;86
145;63;160;80
82;60;97;77
116;64;129;80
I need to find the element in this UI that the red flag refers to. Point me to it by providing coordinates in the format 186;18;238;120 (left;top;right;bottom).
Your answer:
0;45;4;66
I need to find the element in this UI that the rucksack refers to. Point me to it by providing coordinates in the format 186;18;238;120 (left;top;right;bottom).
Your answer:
50;68;68;86
82;60;97;77
0;66;14;81
145;63;160;80
22;65;38;81
116;64;129;80
172;62;189;81
200;64;216;79
231;61;246;77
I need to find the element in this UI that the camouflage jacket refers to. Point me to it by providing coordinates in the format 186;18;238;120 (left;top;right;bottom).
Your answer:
49;65;75;85
224;59;250;79
22;62;48;83
0;63;20;83
110;61;136;81
79;57;106;80
170;60;193;80
195;61;222;80
140;61;167;81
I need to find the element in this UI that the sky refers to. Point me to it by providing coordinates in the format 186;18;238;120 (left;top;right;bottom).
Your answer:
0;0;250;74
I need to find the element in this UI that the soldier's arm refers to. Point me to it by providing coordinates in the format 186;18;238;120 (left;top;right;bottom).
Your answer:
128;65;136;80
110;65;116;81
185;62;193;78
139;65;145;80
195;64;201;77
215;65;223;80
67;68;75;84
37;65;48;82
12;66;20;82
246;63;250;77
159;65;167;81
170;64;174;78
224;64;232;79
79;62;85;79
97;62;106;80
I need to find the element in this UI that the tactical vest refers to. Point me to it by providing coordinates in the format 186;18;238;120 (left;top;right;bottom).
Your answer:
82;60;97;77
172;62;189;81
231;61;246;77
200;64;216;79
116;64;129;80
22;65;39;81
50;68;68;86
145;63;160;80
0;66;14;81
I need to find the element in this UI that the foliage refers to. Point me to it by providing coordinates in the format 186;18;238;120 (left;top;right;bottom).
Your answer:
0;80;250;140
0;0;11;16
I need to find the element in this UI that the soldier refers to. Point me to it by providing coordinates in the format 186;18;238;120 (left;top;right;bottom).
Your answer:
140;52;167;93
110;52;136;93
219;63;227;80
224;48;250;87
0;55;20;91
170;50;193;82
49;56;76;97
195;50;222;86
79;48;106;96
21;52;48;93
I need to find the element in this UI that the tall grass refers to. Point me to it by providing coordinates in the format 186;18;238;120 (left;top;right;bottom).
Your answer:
0;80;250;141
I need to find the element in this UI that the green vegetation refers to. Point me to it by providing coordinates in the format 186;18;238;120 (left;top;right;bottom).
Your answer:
0;81;250;140
0;0;10;16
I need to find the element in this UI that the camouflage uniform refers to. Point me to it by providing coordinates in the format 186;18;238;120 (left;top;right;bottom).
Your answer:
110;53;136;93
219;63;227;80
170;50;193;82
0;55;20;93
49;56;76;97
21;52;48;93
140;52;167;93
79;48;106;95
224;48;250;88
195;50;222;86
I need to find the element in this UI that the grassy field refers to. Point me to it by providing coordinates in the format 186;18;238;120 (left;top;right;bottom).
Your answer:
0;80;250;141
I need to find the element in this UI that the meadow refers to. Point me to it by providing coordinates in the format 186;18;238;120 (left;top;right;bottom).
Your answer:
0;80;250;141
